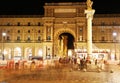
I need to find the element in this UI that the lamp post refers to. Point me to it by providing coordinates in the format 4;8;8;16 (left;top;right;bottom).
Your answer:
113;32;117;60
2;32;6;60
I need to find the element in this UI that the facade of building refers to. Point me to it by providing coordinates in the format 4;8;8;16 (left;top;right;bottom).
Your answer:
0;2;120;60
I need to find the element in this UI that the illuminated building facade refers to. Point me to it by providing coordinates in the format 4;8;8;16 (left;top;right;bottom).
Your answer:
0;2;120;60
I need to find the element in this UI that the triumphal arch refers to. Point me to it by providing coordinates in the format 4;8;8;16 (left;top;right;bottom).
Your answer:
43;2;87;57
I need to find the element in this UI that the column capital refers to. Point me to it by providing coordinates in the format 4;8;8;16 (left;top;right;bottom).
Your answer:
85;9;95;19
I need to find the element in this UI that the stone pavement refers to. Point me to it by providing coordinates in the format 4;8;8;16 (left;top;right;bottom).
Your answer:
0;64;120;83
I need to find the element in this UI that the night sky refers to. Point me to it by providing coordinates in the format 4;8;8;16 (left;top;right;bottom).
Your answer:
0;0;120;15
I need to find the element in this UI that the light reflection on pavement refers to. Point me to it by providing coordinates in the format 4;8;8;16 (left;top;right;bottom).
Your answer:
0;64;120;83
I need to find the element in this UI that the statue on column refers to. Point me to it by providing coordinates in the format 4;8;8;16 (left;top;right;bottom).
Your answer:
58;38;61;56
86;0;93;10
58;35;68;57
62;36;68;56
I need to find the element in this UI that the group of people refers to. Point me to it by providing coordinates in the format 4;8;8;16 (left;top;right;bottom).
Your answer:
0;56;106;72
58;56;91;70
58;56;106;71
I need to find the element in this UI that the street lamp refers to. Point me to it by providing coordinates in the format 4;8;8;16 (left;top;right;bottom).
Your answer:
113;32;117;60
2;32;6;60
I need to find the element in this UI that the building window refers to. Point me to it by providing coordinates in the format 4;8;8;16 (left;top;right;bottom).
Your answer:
28;30;30;33
47;27;51;33
38;30;40;33
7;36;10;40
79;36;82;41
17;36;20;41
17;22;20;26
27;36;30;41
7;23;10;26
18;30;20;33
47;36;51;40
28;22;30;26
38;22;41;26
38;36;41;41
101;36;105;41
80;28;83;32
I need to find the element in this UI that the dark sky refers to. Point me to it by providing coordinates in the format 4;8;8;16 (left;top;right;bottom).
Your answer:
0;0;120;15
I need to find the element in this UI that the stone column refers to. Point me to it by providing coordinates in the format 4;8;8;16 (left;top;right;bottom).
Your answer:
85;6;95;59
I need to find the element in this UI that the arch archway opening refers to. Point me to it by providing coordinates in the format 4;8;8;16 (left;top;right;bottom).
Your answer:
58;33;75;57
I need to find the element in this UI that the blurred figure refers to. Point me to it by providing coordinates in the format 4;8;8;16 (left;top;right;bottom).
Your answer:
77;57;80;70
95;59;98;65
30;61;36;71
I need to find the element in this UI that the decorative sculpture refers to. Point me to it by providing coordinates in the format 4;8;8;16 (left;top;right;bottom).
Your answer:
86;0;93;10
